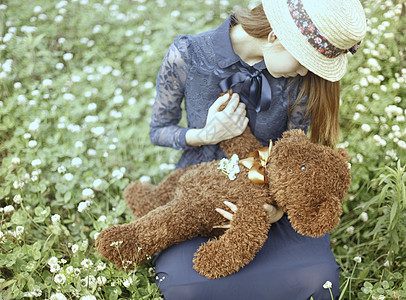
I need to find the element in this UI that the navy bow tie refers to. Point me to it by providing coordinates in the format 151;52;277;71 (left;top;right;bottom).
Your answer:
219;69;272;113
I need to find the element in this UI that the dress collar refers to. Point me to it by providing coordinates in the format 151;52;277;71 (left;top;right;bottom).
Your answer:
212;15;266;70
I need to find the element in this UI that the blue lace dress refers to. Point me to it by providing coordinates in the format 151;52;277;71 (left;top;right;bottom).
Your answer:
149;16;340;300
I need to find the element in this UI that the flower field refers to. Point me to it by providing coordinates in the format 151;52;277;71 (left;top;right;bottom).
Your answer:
0;0;405;299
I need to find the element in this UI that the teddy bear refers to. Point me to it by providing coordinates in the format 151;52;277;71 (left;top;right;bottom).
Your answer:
95;124;351;279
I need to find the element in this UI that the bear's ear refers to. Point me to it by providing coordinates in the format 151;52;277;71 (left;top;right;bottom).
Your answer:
281;129;309;142
336;148;350;162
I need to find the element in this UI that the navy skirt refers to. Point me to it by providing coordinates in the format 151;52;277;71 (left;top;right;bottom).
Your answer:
153;215;340;300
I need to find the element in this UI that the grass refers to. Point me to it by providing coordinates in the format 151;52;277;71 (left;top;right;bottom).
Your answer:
0;0;405;299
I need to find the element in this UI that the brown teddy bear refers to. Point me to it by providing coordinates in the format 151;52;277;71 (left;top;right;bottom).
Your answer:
95;126;351;279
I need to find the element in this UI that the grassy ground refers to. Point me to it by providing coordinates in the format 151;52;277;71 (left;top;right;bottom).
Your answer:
0;0;405;299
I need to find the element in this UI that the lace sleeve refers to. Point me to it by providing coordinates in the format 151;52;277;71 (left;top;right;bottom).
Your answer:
149;36;192;150
286;78;310;132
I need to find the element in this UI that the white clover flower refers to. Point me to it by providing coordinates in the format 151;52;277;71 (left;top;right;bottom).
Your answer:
75;141;84;149
13;194;23;204
354;256;362;263
91;126;105;137
97;276;107;286
110;110;122;118
82;188;94;200
81;258;93;269
361;124;371;132
144;81;154;89
50;263;61;273
87;103;97;110
42;78;52;87
77;201;89;213
64;173;73;181
38;13;47;21
51;214;61;223
0;4;7;10
11;157;20;165
96;262;106;271
373;135;387;147
21;26;37;34
28;140;37;148
71;244;79;253
24;133;31;139
54;273;66;285
346;226;354;234
15;226;24;236
81;275;97;289
71;75;81;82
123;277;133;288
112;169;125;180
63;53;73;61
33;6;43;14
97;215;107;223
356;104;367;112
80;295;97;300
66;266;74;274
71;157;82;168
93;24;102;34
159;163;175;172
48;256;58;266
63;93;75;101
31;159;42;167
139;175;151;183
92;178;103;190
360;212;368;222
3;205;14;214
360;76;370;87
13;180;24;189
113;95;124;104
323;281;332;289
57;165;66;174
50;292;67;300
398;140;406;149
28;120;40;131
3;32;13;43
56;62;64;70
87;149;97;156
84;115;99;123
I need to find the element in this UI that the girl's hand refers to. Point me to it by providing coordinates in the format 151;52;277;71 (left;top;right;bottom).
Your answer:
213;201;284;229
185;93;248;146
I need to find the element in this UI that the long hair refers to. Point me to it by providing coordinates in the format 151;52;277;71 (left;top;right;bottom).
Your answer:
233;4;341;147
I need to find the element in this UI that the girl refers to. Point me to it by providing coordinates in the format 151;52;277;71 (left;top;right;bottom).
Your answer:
148;0;366;298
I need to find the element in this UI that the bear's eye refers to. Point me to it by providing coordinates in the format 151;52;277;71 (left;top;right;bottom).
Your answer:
301;165;307;171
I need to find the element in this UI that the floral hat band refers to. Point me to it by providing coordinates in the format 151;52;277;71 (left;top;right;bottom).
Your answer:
287;0;361;58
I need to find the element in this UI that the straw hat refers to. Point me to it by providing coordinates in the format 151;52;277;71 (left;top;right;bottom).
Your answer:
262;0;367;82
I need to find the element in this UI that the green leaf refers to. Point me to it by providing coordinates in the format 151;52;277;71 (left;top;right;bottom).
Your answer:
64;191;72;202
389;200;398;229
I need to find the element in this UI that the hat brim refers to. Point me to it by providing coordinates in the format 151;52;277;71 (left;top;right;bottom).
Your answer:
262;0;347;82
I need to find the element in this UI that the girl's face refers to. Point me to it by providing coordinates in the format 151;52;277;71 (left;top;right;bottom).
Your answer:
262;39;308;78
